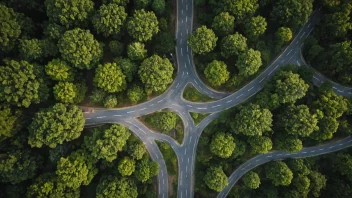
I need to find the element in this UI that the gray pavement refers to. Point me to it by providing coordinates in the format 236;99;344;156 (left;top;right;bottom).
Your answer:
83;4;352;198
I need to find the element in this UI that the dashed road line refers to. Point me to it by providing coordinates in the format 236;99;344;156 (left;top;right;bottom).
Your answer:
300;32;306;38
149;104;154;107
181;48;183;56
212;104;222;108
184;63;187;68
268;69;275;76
186;16;188;22
227;100;233;103
186;105;192;107
311;150;316;153
97;116;106;119
248;86;255;91
286;49;293;56
182;71;184;77
140;108;146;111
188;55;191;64
86;118;91;120
176;83;180;88
157;100;163;103
236;94;243;99
337;90;344;93
126;121;132;124
297;61;301;66
259;77;265;83
197;107;207;110
127;111;135;113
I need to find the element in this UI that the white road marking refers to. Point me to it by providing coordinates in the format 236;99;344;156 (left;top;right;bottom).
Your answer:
149;140;153;144
182;9;183;15
296;41;299;44
248;86;255;91
307;23;311;28
281;60;285;63
181;20;183;24
181;48;183;56
186;16;188;22
140;129;146;134
313;76;319;80
333;87;337;90
149;104;154;107
140;108;146;111
329;146;334;149
183;112;186;114
259;77;265;83
126;121;132;124
297;61;301;66
275;65;279;69
311;150;316;153
212;104;222;108
286;154;291;156
256;159;261;162
188;55;191;64
227;100;233;103
300;32;306;38
187;46;189;52
186;29;189;34
172;104;178;106
186;105;192;107
319;149;324;151
236;94;243;99
188;157;190;163
339;143;344;146
349;92;352;94
186;5;188;10
303;152;307;154
156;155;159;159
86;118;91;120
197;107;207;110
161;171;163;176
186;166;188;174
185;63;187;68
97;116;106;119
277;154;283;156
157;100;163;103
127;111;135;113
162;179;164;184
266;155;272;158
184;149;187;155
176;83;180;88
182;72;184;77
337;90;344;93
180;38;182;44
287;49;293;56
289;56;293;61
190;136;192;142
186;190;188;197
268;69;275;75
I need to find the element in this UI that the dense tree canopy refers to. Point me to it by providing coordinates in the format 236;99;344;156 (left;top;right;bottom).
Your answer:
0;107;22;141
84;124;131;162
271;0;313;28
94;62;127;93
152;0;166;15
210;132;236;158
58;28;102;70
278;105;318;137
118;58;138;82
232;104;273;136
134;158;159;182
236;48;262;77
96;175;138;198
221;33;247;58
93;3;127;37
127;85;145;104
45;59;75;81
128;142;147;160
222;0;259;20
266;161;293;186
203;166;228;192
244;16;267;40
188;26;218;54
276;27;293;46
0;5;21;51
127;42;147;61
45;0;94;28
310;116;339;141
248;136;272;154
118;157;136;176
53;82;77;103
313;89;348;118
127;9;159;42
333;153;352;177
28;103;85;148
211;12;235;36
138;55;174;94
308;171;327;198
275;134;303;153
204;60;230;86
0;60;39;108
242;171;261;189
146;112;177;132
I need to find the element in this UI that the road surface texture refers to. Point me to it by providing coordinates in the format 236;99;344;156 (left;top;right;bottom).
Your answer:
83;4;352;198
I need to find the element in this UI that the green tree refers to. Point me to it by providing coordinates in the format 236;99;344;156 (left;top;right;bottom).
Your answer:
127;9;159;42
154;32;175;54
134;0;149;9
221;33;247;58
223;0;259;20
19;39;42;60
58;28;102;70
231;139;247;158
211;12;235;36
118;58;138;82
84;124;131;162
44;22;64;41
236;48;262;77
118;157;136;176
90;88;107;105
0;60;39;108
333;153;352;176
127;85;145;103
287;159;311;176
0;5;21;51
152;0;165;15
128;142;146;160
310;116;339;141
232;104;273;136
204;60;230;86
94;62;127;93
242;171;261;189
93;3;127;37
28;103;85;148
293;174;310;195
271;0;313;28
0;107;22;141
266;161;293;186
0;150;40;184
56;149;98;189
248;136;272;154
276;27;293;46
278;105;318;137
45;59;75;81
275;134;303;153
109;40;124;56
273;70;309;104
138;55;174;94
134;158;159;182
96;175;138;198
103;95;118;108
27;173;79;198
244;16;267;40
203;166;228;192
146;112;177;132
308;171;326;197
210;132;236;158
127;42;147;61
188;26;218;54
45;0;94;28
313;89;348;118
53;82;77;103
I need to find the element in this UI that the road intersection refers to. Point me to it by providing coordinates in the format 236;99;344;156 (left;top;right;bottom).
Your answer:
84;3;352;198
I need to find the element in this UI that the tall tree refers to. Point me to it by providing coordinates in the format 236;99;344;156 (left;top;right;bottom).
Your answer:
127;9;159;42
127;85;145;104
94;62;127;93
204;60;230;86
128;142;147;160
244;16;267;40
58;28;102;70
308;171;326;197
118;157;136;176
96;175;138;198
203;166;228;192
221;33;247;58
0;5;21;51
248;136;272;154
28;103;85;148
211;12;235;36
242;171;261;189
188;26;218;54
276;27;293;46
138;55;174;94
222;0;259;20
232;104;273;136
92;3;127;37
53;82;77;104
127;42;147;61
265;161;293;186
84;124;131;162
210;132;236;158
45;0;94;28
236;48;262;77
0;60;39;108
45;59;75;81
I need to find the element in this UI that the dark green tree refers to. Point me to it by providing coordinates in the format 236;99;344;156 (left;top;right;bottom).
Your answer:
0;107;22;141
333;153;352;176
128;142;146;160
310;116;339;141
152;0;165;15
248;136;272;154
96;175;138;198
203;166;228;192
211;12;235;36
109;40;124;56
308;171;326;197
313;89;348;118
19;39;42;60
204;60;230;86
210;132;236;158
188;26;218;54
242;171;261;189
266;161;293;186
45;59;75;81
0;5;21;51
236;48;262;77
134;0;149;9
134;158;159;182
127;42;147;61
127;9;159;42
275;134;303;153
221;33;247;58
28;103;85;148
118;58;138;82
94;62;127;93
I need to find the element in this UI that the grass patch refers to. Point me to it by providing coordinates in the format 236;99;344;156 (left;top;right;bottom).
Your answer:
190;112;209;125
156;141;178;198
183;85;213;102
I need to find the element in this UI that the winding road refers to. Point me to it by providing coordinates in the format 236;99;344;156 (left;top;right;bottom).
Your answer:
83;3;352;198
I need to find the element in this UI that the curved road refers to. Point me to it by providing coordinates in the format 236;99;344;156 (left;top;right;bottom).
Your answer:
83;3;352;198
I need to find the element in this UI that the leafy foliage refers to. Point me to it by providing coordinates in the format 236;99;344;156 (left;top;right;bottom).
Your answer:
96;175;138;198
221;33;247;58
276;27;292;46
210;132;235;158
128;142;146;160
103;95;118;108
128;85;145;103
222;0;259;20
188;26;218;54
204;60;230;86
0;107;22;141
127;42;147;61
0;5;21;51
152;0;166;15
127;9;159;42
248;136;272;154
242;171;261;189
203;166;228;192
118;157;136;176
45;59;75;81
211;12;235;36
94;62;127;93
266;161;293;186
236;48;262;77
53;82;77;103
146;112;177;133
134;158;159;182
244;16;267;40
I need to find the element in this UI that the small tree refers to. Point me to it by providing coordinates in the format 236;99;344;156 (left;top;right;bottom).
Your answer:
204;60;230;86
127;42;147;61
118;157;136;176
236;48;262;77
221;33;247;58
45;59;75;81
203;166;228;192
53;82;77;103
127;9;159;42
211;12;235;36
188;26;218;54
127;85;145;103
242;171;261;189
210;132;236;158
94;62;127;93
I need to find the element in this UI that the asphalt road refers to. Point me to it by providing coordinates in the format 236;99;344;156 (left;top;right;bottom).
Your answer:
82;4;352;198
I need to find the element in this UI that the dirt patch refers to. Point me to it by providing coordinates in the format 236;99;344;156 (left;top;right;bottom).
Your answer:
169;175;177;197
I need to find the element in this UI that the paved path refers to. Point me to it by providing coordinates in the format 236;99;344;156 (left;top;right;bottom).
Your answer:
83;4;352;198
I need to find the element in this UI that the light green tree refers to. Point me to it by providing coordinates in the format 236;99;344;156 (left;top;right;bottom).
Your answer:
266;161;293;186
127;42;147;61
244;16;267;40
276;27;293;46
248;136;272;154
146;112;177;133
204;60;230;86
242;171;261;189
103;95;118;108
45;59;75;81
53;82;77;104
128;142;146;160
221;33;247;58
94;62;127;93
188;26;218;54
96;175;138;198
118;157;136;176
127;85;145;104
223;0;259;20
127;9;159;42
203;166;228;192
210;132;236;158
236;48;262;77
